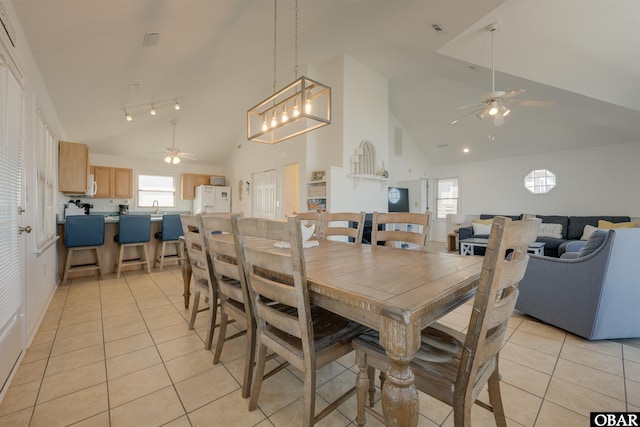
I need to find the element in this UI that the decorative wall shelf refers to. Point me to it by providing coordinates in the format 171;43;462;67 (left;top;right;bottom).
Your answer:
348;174;390;182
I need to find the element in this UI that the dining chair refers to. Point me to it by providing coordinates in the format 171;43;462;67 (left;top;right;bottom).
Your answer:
293;211;324;240
371;211;431;250
114;215;151;279
322;211;366;243
201;213;253;397
180;214;217;350
154;214;184;271
353;216;540;427
232;215;368;426
62;215;105;285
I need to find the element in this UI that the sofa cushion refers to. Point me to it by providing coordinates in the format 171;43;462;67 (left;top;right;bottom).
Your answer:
472;219;492;235
532;215;569;239
598;219;637;229
580;224;600;240
578;230;608;257
567;216;630;240
538;223;563;239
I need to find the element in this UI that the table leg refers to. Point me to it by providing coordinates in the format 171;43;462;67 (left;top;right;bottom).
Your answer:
380;315;420;427
181;258;192;309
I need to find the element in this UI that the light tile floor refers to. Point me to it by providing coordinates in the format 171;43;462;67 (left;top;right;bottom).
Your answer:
1;255;639;426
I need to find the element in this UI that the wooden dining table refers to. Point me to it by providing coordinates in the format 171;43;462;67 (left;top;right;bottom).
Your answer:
182;238;483;426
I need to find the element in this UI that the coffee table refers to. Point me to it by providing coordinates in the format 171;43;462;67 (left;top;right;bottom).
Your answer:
460;237;545;256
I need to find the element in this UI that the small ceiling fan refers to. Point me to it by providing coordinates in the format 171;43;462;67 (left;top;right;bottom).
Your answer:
163;120;197;164
451;21;552;127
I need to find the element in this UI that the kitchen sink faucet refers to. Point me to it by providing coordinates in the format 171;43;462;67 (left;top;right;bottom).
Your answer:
152;200;160;214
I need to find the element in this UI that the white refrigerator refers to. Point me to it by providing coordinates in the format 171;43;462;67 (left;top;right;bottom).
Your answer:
193;185;231;214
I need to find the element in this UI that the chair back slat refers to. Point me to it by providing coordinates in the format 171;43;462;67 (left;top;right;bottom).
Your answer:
323;211;366;243
180;214;214;287
371;211;431;250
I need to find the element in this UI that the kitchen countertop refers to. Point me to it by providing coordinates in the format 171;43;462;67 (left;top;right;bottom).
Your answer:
57;212;189;224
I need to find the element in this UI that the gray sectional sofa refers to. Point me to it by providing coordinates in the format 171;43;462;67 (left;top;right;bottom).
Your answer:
458;214;631;257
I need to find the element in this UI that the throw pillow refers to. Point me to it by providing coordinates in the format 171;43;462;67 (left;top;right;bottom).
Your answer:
472;219;492;235
537;223;563;239
578;230;608;258
580;224;600;240
598;220;638;229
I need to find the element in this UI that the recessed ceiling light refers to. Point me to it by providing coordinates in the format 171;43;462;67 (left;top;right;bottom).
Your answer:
437;143;449;148
463;148;470;153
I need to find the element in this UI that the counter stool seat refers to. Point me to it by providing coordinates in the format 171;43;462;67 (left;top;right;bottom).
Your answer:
114;215;151;278
62;215;105;285
154;214;184;271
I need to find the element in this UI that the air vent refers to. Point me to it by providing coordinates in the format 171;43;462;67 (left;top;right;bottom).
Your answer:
431;23;445;32
437;143;449;148
129;83;142;95
143;32;160;47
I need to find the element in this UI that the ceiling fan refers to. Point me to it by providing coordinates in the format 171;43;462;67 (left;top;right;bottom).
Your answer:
163;120;197;164
451;21;552;127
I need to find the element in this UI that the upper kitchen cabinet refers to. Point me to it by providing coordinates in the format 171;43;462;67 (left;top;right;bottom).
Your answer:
180;173;224;200
59;141;90;194
90;166;133;199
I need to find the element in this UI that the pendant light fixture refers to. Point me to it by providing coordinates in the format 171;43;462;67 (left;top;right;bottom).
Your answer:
247;0;331;144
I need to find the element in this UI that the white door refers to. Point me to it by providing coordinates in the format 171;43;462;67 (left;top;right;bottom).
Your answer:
252;169;277;219
0;54;26;394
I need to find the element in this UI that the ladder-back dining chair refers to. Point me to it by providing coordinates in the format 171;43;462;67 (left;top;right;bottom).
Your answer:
293;211;324;240
353;216;540;426
233;216;368;426
201;213;254;397
180;214;217;349
371;211;431;250
322;211;366;243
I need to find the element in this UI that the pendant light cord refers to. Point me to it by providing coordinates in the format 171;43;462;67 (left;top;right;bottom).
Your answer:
273;0;278;94
294;0;299;79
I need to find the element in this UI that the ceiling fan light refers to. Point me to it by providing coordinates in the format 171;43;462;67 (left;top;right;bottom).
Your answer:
493;115;505;127
174;100;180;110
501;106;511;117
488;101;498;116
164;155;172;164
172;156;181;164
124;111;132;121
150;105;157;116
477;108;488;120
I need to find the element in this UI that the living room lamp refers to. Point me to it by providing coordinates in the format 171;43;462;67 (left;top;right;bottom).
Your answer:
247;0;331;144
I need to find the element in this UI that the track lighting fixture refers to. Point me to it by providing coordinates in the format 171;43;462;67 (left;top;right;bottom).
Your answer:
120;97;183;122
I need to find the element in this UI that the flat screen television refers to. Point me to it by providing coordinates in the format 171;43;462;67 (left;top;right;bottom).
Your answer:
388;187;409;212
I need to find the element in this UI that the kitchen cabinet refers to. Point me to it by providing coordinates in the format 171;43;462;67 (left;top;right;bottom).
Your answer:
90;166;133;199
59;141;90;194
181;173;224;200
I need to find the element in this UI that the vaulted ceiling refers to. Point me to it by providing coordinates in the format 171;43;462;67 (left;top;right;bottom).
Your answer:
13;0;640;166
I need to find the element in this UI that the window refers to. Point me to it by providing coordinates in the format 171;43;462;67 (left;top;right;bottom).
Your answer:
137;174;176;208
35;106;57;250
436;177;459;219
524;169;556;194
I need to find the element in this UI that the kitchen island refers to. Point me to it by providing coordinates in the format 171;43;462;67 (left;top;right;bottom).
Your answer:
56;214;183;281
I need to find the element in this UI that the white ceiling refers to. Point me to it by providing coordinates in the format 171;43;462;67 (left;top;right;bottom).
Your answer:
13;0;640;167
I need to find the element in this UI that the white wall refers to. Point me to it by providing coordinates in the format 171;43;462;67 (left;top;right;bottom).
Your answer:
387;112;432;184
429;142;640;241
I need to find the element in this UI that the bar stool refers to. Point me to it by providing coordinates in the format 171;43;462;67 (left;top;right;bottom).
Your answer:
62;215;105;285
154;214;184;271
114;215;151;278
